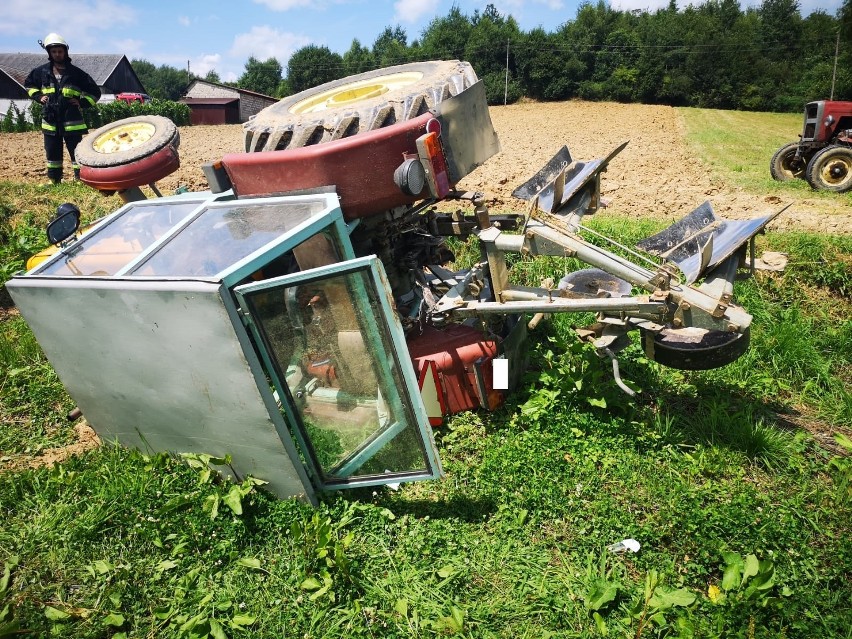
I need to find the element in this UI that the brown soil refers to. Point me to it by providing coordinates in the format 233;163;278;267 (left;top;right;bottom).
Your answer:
0;421;100;472
2;101;848;233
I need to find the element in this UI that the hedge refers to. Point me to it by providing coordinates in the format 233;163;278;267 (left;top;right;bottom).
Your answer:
1;99;191;133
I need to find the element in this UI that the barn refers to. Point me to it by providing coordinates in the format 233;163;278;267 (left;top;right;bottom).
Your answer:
182;79;277;125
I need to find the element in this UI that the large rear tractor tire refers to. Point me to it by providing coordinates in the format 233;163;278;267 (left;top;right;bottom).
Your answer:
243;60;479;153
806;145;852;193
769;142;807;181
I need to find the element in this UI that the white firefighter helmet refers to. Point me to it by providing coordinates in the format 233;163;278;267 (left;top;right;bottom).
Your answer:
42;33;69;50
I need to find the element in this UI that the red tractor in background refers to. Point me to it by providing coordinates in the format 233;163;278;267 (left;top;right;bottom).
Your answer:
771;100;852;192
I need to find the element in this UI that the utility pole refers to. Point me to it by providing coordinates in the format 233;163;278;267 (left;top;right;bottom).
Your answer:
831;29;839;100
504;40;509;106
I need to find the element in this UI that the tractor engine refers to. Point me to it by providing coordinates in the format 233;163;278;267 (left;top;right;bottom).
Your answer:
347;206;456;331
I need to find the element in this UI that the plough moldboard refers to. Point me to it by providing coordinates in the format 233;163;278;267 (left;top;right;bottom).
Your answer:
432;141;786;383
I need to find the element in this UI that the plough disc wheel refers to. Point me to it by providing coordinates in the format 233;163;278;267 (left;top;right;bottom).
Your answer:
642;326;750;370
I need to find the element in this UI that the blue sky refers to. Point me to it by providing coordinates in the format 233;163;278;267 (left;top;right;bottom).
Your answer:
2;0;841;83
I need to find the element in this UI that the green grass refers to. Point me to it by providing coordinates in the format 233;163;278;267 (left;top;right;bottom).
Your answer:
0;182;123;454
1;177;852;637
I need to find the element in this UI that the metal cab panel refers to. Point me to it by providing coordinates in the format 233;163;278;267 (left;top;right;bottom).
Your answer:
6;276;315;502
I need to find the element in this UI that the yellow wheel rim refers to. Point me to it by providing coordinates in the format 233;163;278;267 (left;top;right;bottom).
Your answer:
289;71;424;114
93;122;157;154
820;158;851;187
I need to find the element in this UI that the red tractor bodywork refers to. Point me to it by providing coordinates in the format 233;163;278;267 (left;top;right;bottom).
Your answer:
798;100;852;150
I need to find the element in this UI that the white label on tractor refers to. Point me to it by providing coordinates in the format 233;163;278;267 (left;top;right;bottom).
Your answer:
493;357;509;390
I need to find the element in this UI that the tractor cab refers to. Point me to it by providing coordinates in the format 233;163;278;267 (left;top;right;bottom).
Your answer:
8;191;446;503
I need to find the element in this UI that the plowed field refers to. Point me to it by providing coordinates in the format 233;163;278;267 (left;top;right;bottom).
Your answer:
2;101;849;233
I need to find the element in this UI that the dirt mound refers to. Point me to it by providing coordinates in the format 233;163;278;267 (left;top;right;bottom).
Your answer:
1;101;848;233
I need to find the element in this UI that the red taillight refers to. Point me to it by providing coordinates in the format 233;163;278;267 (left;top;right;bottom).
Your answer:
416;129;450;199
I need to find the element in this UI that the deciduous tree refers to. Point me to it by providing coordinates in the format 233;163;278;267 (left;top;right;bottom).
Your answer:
286;46;344;93
238;57;283;97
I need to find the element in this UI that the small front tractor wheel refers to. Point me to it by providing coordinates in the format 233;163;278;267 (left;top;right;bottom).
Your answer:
243;60;479;152
769;142;807;181
76;115;181;191
806;145;852;192
76;115;179;168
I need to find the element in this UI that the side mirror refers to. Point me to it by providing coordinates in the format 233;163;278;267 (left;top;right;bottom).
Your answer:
47;203;81;245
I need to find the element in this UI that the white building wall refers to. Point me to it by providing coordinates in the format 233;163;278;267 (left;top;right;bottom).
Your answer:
0;99;33;123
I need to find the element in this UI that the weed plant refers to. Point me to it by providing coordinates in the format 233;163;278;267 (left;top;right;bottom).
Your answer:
1;183;851;637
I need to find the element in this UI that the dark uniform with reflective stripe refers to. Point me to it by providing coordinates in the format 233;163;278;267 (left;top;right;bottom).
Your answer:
24;62;100;182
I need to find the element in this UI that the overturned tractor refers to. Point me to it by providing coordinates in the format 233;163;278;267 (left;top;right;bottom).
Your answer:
9;61;785;502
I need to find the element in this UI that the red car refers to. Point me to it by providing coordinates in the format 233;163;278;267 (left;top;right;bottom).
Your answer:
115;92;152;104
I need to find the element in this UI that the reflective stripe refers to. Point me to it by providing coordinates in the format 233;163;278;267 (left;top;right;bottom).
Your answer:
27;88;40;97
42;87;56;94
42;122;57;131
62;87;82;97
71;162;80;169
47;160;63;168
83;95;97;106
65;123;87;131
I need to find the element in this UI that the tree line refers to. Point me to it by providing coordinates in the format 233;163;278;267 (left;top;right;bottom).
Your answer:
133;0;851;113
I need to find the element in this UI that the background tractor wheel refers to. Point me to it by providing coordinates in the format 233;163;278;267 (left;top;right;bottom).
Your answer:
769;142;807;181
243;60;479;152
76;116;179;168
806;145;852;192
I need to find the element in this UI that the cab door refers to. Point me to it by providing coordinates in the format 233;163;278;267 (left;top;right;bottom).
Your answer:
235;256;443;490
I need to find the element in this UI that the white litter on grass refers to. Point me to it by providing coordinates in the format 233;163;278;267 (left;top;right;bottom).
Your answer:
754;251;788;272
383;470;401;491
607;538;641;554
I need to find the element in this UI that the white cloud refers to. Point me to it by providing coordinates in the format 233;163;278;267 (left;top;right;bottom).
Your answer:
229;26;312;65
1;0;136;51
191;54;223;77
252;0;316;10
608;0;668;11
178;15;191;26
394;0;441;24
111;38;145;59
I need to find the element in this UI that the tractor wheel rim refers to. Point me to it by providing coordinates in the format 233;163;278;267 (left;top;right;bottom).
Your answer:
93;122;157;154
289;71;424;114
822;159;851;185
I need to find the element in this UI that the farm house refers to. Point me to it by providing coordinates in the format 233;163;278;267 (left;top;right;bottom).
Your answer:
181;79;277;125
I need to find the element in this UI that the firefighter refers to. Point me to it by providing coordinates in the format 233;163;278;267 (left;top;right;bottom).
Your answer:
24;33;101;184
